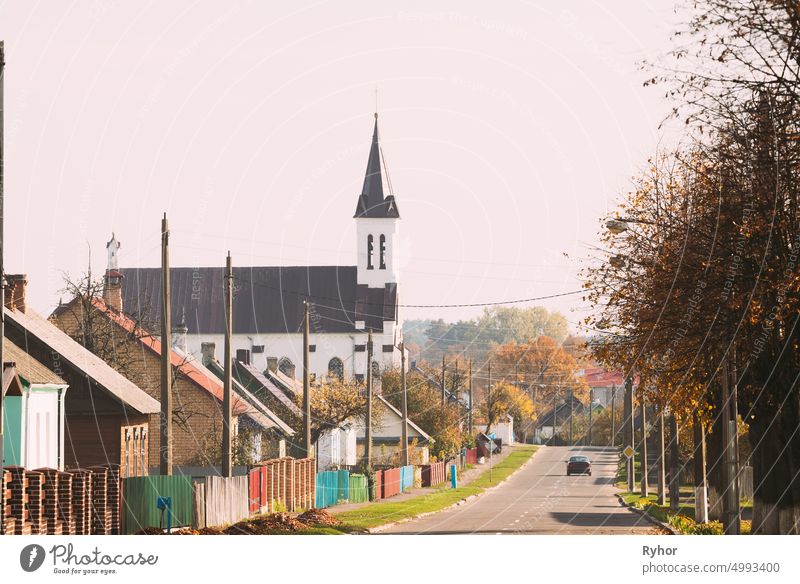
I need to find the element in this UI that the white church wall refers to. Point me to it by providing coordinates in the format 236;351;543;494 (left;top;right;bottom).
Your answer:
356;217;400;288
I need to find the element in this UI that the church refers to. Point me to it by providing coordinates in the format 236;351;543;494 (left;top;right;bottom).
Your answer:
109;115;403;382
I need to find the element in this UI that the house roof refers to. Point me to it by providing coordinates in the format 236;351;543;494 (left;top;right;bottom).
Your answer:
4;338;67;387
265;367;302;397
119;266;397;335
87;298;252;416
580;367;637;388
4;307;159;415
375;394;431;443
234;360;303;418
201;356;295;435
353;117;400;219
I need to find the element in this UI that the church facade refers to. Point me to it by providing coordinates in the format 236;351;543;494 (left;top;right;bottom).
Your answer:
113;117;403;381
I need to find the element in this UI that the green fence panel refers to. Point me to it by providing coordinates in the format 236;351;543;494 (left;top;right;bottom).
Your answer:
122;475;194;534
348;474;369;504
336;470;350;504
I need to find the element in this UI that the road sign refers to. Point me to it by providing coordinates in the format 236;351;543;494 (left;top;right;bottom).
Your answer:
622;445;634;459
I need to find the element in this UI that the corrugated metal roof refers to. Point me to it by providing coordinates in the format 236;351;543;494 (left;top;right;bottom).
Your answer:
3;338;67;386
120;266;397;335
3;307;160;415
235;361;303;418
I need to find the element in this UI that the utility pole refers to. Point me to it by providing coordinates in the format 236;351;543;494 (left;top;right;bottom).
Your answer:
625;375;635;492
569;388;574;446
303;301;312;459
159;214;173;476
222;252;233;478
400;341;409;466
440;354;446;406
552;388;557;446
640;396;648;497
454;359;459;404
587;388;593;446
365;330;373;468
0;39;6;536
693;412;709;523
721;357;740;534
610;384;616;447
668;413;680;511
468;358;474;436
657;411;666;505
487;360;492;432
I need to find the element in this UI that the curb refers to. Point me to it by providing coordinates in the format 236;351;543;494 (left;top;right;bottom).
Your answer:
615;493;676;535
366;447;541;534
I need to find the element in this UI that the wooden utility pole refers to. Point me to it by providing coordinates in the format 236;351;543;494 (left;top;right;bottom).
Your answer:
454;359;459;404
721;358;740;534
222;252;233;478
468;358;474;436
657;411;666;505
400;341;409;467
569;388;574;445
640;396;649;497
303;301;312;459
365;330;373;468
440;354;446;406
0;39;6;535
610;384;616;447
587;388;593;446
693;412;709;523
625;375;635;492
668;413;680;511
487;360;492;432
159;213;173;476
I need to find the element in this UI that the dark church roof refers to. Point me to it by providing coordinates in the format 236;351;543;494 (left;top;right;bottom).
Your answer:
353;117;400;219
120;266;397;335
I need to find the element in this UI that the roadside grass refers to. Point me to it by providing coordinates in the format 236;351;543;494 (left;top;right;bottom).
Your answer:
322;445;539;533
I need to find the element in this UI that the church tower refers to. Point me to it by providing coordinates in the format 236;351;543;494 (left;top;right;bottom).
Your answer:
354;114;400;289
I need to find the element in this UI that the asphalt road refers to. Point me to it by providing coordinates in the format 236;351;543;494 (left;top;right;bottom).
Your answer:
380;445;661;535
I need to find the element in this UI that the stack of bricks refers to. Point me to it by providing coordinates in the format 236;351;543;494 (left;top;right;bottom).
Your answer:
57;471;75;534
68;469;93;535
25;471;46;535
2;469;15;534
4;466;31;535
35;469;67;535
88;467;111;535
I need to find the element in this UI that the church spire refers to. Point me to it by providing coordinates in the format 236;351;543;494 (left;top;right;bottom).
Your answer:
353;115;400;219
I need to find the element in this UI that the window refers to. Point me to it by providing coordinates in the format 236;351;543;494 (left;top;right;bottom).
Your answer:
379;234;387;269
124;430;131;478
328;357;344;381
367;234;374;270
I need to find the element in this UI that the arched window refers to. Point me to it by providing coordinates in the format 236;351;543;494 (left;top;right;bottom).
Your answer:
278;357;295;379
379;234;387;269
328;357;344;381
367;234;374;270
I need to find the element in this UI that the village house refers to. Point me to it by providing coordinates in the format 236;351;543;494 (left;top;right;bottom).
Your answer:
117;116;403;381
3;275;159;477
50;285;294;471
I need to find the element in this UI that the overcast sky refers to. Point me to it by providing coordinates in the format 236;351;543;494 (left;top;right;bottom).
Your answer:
1;0;679;328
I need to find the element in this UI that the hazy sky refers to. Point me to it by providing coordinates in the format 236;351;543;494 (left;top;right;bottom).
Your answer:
1;1;678;328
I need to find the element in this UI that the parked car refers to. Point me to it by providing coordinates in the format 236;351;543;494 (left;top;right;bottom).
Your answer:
566;455;591;476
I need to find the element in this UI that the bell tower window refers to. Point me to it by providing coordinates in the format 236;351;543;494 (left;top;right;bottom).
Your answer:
367;234;374;270
379;234;387;269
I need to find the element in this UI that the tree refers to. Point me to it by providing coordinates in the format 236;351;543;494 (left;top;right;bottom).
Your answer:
480;382;535;435
302;377;376;445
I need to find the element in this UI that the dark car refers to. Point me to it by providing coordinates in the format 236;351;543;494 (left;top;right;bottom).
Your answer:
566;455;591;476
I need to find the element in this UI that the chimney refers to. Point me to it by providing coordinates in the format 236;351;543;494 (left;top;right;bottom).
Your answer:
236;349;251;365
171;310;189;354
103;234;123;312
4;274;29;313
266;357;278;373
201;342;216;366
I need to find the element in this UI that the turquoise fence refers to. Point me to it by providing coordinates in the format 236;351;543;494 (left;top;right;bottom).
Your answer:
348;474;369;503
122;475;194;534
400;465;414;492
316;470;350;509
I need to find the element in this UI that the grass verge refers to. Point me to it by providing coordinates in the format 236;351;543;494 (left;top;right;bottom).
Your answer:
618;492;753;535
323;445;538;534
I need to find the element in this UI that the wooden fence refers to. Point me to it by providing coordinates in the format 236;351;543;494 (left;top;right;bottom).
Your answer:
193;476;250;529
248;458;315;514
420;462;447;487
